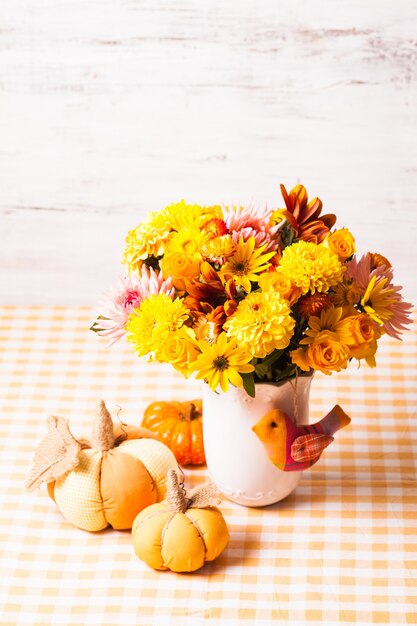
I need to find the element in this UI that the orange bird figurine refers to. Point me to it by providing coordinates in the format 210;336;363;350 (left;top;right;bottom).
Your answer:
252;405;351;471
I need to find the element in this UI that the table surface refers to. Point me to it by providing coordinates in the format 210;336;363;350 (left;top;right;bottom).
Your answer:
1;306;416;626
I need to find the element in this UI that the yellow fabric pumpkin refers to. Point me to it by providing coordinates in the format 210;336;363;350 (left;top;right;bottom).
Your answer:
26;401;178;532
132;469;229;572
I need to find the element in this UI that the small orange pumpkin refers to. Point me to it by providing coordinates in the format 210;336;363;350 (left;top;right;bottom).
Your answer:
132;470;229;572
142;400;205;466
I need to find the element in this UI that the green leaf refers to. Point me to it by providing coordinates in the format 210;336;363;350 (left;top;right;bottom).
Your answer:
241;373;256;398
89;315;110;333
273;364;297;382
254;362;269;378
254;349;284;378
265;349;284;366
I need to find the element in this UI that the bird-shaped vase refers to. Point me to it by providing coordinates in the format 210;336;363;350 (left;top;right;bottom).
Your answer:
201;376;314;507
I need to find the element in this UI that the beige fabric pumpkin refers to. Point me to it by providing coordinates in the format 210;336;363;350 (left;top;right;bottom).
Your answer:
132;470;230;572
27;401;179;532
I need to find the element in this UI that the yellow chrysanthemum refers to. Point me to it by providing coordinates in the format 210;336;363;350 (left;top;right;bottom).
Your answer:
164;200;222;231
123;202;222;273
278;240;345;295
224;291;295;358
190;332;254;392
219;237;275;292
123;210;171;272
166;226;205;255
126;294;189;358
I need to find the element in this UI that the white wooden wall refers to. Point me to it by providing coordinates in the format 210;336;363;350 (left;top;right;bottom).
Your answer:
1;0;416;305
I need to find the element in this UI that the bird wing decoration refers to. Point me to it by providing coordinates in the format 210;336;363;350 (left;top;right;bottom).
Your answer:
26;415;81;491
291;433;334;463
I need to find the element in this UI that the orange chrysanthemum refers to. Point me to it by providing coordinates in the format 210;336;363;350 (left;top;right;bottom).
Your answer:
298;293;334;318
202;218;229;239
193;310;224;344
368;252;392;271
332;280;361;308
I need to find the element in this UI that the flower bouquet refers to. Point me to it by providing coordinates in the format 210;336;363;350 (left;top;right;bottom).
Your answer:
92;183;412;397
92;183;413;506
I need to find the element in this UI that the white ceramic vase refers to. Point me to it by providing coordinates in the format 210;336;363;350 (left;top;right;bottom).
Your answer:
202;375;314;507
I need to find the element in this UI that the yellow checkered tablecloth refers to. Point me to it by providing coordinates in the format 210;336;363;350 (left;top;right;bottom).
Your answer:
0;306;416;626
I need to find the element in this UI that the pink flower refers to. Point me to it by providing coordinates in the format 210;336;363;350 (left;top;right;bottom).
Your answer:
223;204;282;252
346;254;393;295
348;254;413;340
94;267;175;345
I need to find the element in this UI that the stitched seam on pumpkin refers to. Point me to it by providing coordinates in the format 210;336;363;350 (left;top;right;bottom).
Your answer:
116;446;157;495
159;512;177;569
160;513;176;546
184;512;207;558
133;508;169;531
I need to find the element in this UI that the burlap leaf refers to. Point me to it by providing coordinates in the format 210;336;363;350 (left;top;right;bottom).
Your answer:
25;415;81;491
165;469;222;513
187;482;222;509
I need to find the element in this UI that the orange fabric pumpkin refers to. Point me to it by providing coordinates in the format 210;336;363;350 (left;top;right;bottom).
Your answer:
26;401;178;531
142;400;205;466
132;470;229;572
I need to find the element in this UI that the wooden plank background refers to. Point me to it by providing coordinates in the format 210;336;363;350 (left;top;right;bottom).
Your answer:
1;0;416;305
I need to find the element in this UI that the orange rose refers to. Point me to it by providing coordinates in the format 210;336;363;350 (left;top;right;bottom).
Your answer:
337;313;380;366
158;327;199;376
161;251;201;291
326;228;356;260
349;313;379;344
258;271;302;306
306;331;350;375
